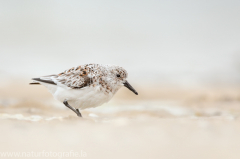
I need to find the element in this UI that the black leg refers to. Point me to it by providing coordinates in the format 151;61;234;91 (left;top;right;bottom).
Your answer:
76;109;82;117
63;100;82;117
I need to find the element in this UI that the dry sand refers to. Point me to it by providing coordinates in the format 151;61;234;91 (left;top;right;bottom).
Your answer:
0;81;240;159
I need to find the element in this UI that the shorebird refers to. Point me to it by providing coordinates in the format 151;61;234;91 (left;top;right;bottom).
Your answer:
30;63;138;117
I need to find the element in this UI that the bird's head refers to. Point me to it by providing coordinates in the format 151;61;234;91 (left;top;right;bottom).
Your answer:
108;65;138;95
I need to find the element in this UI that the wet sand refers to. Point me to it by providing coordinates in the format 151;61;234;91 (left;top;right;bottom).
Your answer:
0;81;240;159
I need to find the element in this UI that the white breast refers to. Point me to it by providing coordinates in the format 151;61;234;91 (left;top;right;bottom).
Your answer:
50;85;114;110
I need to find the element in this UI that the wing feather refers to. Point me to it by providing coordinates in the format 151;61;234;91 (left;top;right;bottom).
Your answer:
32;78;57;85
58;65;92;89
31;65;93;89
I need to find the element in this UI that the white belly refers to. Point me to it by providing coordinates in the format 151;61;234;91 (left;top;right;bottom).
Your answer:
42;83;114;109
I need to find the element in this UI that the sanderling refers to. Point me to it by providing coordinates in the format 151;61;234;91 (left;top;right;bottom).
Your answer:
30;63;138;117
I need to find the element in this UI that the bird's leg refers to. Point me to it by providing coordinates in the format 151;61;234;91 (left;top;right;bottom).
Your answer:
63;100;82;117
76;109;82;117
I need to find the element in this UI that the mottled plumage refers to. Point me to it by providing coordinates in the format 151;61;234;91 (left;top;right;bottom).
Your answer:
30;64;138;117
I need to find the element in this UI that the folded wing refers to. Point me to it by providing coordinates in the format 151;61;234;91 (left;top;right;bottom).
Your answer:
30;65;93;89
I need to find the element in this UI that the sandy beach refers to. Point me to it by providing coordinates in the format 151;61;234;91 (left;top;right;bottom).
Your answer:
0;81;240;159
1;1;240;158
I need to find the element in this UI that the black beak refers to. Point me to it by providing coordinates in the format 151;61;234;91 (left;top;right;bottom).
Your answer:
123;81;138;95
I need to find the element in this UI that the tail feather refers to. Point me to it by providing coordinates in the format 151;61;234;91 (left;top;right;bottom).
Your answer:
31;78;56;85
29;82;40;85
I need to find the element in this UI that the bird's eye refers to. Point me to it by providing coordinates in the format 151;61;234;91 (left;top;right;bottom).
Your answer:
116;74;121;78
